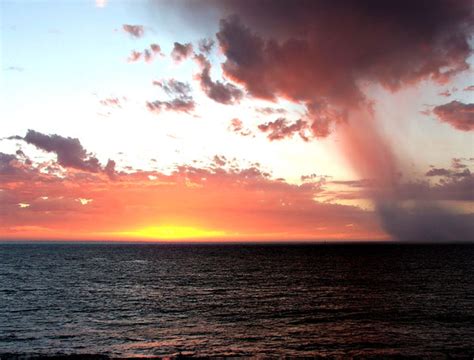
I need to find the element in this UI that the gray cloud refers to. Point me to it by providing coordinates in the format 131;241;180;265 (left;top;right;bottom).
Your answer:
194;54;243;104
171;42;194;63
13;130;117;179
432;101;474;131
258;117;308;141
148;79;195;114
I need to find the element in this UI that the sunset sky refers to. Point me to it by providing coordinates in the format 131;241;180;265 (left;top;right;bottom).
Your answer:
1;0;473;241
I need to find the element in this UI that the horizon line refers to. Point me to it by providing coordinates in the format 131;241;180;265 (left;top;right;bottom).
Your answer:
1;239;473;245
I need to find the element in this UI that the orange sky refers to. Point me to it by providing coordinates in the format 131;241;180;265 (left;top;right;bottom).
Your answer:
0;160;386;241
1;1;473;242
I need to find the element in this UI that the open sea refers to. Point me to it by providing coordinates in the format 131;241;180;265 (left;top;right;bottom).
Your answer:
0;243;473;359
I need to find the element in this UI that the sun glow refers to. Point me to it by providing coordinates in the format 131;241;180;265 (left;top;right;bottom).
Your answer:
120;225;226;240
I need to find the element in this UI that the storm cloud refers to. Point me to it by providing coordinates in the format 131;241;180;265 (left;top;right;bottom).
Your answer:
212;0;473;136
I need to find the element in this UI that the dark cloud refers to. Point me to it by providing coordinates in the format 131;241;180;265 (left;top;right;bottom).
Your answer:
194;54;243;104
0;153;21;176
438;90;452;97
258;117;308;141
378;202;474;243
464;85;474;92
301;174;316;182
213;155;226;167
15;149;26;157
255;106;287;115
122;24;144;38
330;179;373;188
213;1;473;137
23;130;102;173
426;168;451;177
452;158;467;170
171;42;193;63
14;149;32;165
154;79;192;99
146;99;195;114
148;79;195;114
449;168;471;179
319;172;474;204
398;173;474;202
198;38;215;54
432;101;474;131
12;130;116;179
104;159;117;180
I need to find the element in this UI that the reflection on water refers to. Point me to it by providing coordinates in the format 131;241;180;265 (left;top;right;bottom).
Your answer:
0;243;473;357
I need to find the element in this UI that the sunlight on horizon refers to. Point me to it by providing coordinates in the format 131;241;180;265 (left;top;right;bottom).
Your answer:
116;225;227;240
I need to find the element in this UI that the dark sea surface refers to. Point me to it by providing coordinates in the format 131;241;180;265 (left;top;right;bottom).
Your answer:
0;243;473;359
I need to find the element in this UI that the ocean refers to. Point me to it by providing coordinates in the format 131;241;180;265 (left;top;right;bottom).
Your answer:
0;243;473;358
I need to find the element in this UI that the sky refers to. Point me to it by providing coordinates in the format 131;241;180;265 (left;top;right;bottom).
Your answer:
0;0;473;242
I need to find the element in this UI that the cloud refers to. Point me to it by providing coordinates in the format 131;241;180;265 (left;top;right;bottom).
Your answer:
146;99;195;114
401;176;474;202
122;24;144;38
10;130;117;179
213;155;226;167
22;130;102;173
147;79;195;114
154;79;192;99
150;43;162;54
219;1;472;241
148;43;164;60
228;118;252;137
378;202;474;242
171;42;193;63
255;107;287;115
426;168;451;177
198;38;215;54
464;85;474;92
452;158;468;170
258;117;308;141
229;118;243;131
100;97;122;108
0;157;383;240
143;49;153;63
194;53;243;104
0;153;23;176
104;159;117;180
432;101;474;131
329;164;474;203
128;44;163;63
438;90;452;97
425;159;470;178
127;50;142;63
144;43;164;62
213;1;473;137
